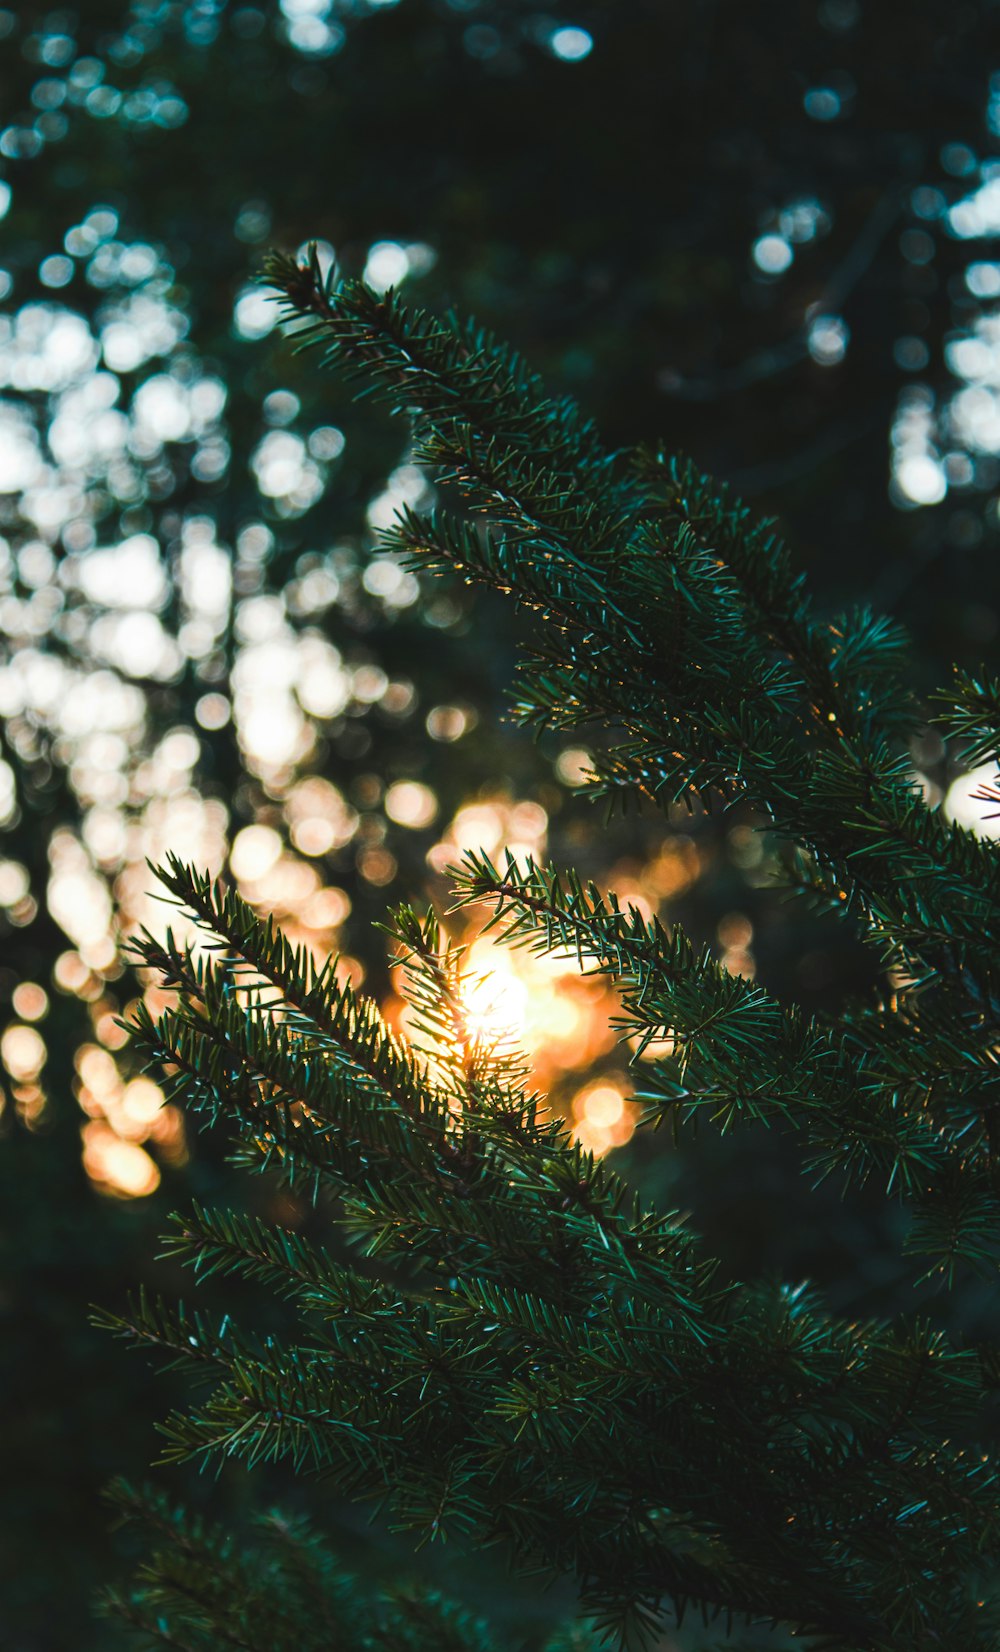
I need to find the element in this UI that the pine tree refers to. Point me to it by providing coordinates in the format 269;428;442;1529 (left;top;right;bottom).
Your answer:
99;249;1000;1650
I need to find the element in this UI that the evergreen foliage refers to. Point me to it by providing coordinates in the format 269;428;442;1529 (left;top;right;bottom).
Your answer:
100;1478;593;1652
6;7;1000;1645
266;250;1000;1278
101;255;1000;1649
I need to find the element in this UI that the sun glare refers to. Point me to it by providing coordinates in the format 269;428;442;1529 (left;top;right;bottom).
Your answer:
460;951;530;1046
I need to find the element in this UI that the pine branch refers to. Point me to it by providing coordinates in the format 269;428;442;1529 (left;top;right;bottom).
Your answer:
160;1202;383;1315
141;855;436;1118
262;254;1000;1025
634;450;919;747
105;857;1000;1649
928;665;1000;769
449;848;1000;1278
261;251;626;507
387;902;532;1113
101;1479;510;1652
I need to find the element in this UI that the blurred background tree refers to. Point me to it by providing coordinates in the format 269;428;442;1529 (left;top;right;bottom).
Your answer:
1;1;999;1646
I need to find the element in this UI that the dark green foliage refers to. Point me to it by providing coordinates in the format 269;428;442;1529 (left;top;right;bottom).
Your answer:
7;7;1000;1648
266;262;1000;1022
930;667;1000;770
104;854;1000;1650
263;258;1000;1282
451;849;956;1204
98;259;1000;1644
101;1477;551;1652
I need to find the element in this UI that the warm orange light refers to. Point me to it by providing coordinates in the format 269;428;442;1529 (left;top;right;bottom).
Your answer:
717;911;753;949
460;954;530;1046
14;1083;47;1127
1;1024;47;1082
81;1121;160;1198
426;704;474;742
119;1077;165;1136
581;1084;625;1129
93;1003;129;1048
385;780;438;830
357;847;397;886
301;886;350;930
630;1031;676;1063
12;982;48;1022
76;1042;121;1100
54;950;103;1000
148;1103;189;1165
570;1079;636;1157
291;817;339;856
644;839;700;899
555;748;593;786
231;824;283;882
